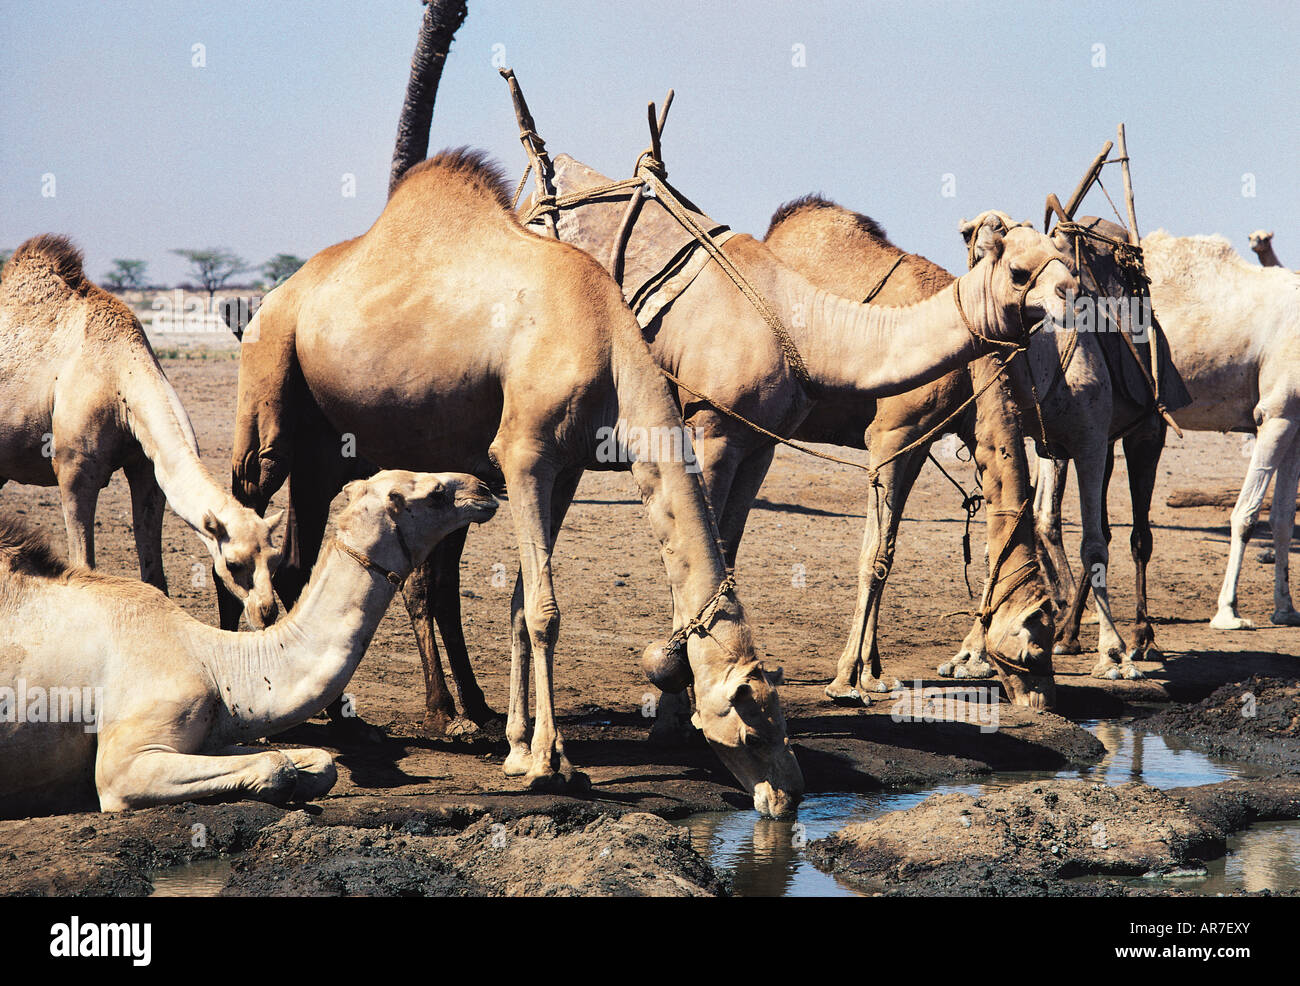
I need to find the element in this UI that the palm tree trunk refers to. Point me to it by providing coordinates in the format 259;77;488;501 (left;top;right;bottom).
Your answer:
389;0;469;198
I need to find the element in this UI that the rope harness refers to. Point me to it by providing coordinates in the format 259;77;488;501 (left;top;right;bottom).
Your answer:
661;573;742;666
333;524;414;588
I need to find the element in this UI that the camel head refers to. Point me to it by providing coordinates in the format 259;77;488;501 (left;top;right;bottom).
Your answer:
690;657;804;817
984;599;1057;709
336;470;498;577
1249;229;1274;255
203;506;284;629
958;211;1077;340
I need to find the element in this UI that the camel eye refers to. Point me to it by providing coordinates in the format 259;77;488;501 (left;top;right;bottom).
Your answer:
1010;266;1031;284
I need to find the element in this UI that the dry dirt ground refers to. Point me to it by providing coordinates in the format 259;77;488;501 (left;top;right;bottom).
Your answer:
2;352;1298;895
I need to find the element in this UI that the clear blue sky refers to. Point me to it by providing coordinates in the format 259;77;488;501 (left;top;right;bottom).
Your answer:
2;1;1295;284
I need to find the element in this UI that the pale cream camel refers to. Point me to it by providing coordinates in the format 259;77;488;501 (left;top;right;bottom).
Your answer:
1035;229;1300;631
1249;230;1283;268
224;150;804;815
1140;230;1300;629
0;470;496;817
763;203;1172;684
0;236;283;627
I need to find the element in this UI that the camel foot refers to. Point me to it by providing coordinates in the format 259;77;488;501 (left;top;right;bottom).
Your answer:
1129;646;1164;665
825;679;868;705
1053;638;1083;656
1210;610;1255;631
502;746;532;777
1271;608;1300;627
1258;548;1276;564
1090;655;1143;681
283;748;338;801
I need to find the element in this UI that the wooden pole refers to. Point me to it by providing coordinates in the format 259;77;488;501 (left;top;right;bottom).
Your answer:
1117;124;1141;246
1063;140;1113;220
499;68;557;237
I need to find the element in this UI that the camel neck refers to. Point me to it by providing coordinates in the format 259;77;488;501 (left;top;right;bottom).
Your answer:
206;545;398;741
115;351;235;526
776;265;987;398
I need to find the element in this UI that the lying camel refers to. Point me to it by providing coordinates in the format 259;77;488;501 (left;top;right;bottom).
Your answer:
0;470;496;817
0;236;283;627
223;149;805;814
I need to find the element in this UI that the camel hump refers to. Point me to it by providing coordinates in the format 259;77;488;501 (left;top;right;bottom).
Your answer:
765;194;890;245
392;146;516;216
4;233;87;289
0;513;69;579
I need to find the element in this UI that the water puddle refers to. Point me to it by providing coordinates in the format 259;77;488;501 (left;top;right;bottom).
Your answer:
147;857;233;897
675;719;1300;897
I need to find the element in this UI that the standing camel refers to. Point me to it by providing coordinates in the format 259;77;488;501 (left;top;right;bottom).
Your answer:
223;149;806;814
0;236;283;627
0;470;495;817
394;152;1076;713
1033;230;1300;633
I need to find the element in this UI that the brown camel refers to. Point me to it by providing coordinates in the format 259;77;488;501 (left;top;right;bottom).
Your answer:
0;236;282;627
1249;230;1284;268
222;149;805;814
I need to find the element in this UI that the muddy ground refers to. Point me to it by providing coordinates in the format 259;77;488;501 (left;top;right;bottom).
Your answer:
2;351;1298;895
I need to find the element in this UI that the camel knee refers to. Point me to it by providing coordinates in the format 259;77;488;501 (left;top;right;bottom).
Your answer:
525;602;560;650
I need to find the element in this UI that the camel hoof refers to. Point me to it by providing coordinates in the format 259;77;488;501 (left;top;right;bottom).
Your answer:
1210;612;1255;631
1090;659;1121;680
961;657;995;678
1271;608;1300;627
868;678;891;694
1130;646;1164;665
1120;664;1145;681
502;748;531;777
937;662;955;678
1258;548;1276;564
1053;639;1083;656
824;682;867;705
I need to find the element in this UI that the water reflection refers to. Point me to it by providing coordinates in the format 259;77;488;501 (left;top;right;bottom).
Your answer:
676;720;1297;897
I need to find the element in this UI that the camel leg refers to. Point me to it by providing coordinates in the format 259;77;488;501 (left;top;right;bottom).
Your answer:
1034;457;1076;610
830;445;929;700
95;737;334;811
430;526;501;726
1124;418;1166;660
715;444;774;569
54;453;108;571
1074;443;1138;679
403;554;464;737
500;459;586;789
1211;415;1299;629
123;457;169;593
1268;427;1300;625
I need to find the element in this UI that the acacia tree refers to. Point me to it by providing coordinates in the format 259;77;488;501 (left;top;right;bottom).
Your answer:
261;253;306;287
102;259;149;292
172;248;249;310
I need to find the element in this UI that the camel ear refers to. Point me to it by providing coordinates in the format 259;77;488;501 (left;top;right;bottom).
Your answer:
341;479;367;502
264;509;285;535
762;665;784;687
386;490;407;516
958;217;978;245
202;510;227;541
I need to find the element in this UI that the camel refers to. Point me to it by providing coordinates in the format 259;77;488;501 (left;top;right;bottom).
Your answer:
761;203;1184;685
0;470;495;817
377;154;1074;717
222;149;806;815
1136;230;1300;629
0;236;283;627
1249;230;1284;268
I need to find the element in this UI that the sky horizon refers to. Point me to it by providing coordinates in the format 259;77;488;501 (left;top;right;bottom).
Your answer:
2;1;1296;286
